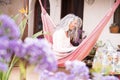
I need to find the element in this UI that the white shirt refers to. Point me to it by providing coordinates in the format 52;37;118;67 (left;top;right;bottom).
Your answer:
52;29;77;53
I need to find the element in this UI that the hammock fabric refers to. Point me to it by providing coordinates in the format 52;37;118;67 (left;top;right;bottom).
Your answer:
39;0;120;67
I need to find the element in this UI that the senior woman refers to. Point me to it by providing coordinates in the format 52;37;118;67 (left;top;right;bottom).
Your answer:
52;14;82;58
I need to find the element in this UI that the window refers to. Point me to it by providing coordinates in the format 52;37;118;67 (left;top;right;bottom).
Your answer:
61;0;84;19
114;5;120;26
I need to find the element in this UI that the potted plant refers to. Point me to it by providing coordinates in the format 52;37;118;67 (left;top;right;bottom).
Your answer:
109;23;120;33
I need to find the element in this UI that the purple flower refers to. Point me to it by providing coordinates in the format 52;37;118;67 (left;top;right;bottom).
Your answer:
40;70;71;80
65;60;89;80
0;14;59;76
0;49;12;62
10;40;26;57
66;74;75;80
54;72;70;80
0;49;12;72
65;60;89;74
0;38;9;49
40;70;55;80
102;76;119;80
0;39;14;72
2;37;57;72
92;73;119;80
0;14;20;40
0;62;8;72
20;38;57;72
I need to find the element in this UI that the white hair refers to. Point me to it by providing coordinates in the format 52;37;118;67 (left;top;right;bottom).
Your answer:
56;14;75;31
55;14;82;43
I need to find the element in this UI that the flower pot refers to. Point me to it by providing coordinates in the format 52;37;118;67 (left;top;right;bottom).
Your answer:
110;25;119;33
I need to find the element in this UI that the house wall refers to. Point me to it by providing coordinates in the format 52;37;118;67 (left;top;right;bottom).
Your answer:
0;0;24;25
83;0;120;47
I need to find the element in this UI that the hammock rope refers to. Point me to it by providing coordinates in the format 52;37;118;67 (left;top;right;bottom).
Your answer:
39;0;120;67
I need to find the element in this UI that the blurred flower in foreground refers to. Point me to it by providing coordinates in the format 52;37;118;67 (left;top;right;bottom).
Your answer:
102;76;119;80
12;38;57;72
0;14;57;80
23;38;57;72
92;73;119;80
0;14;20;40
0;39;13;71
0;14;20;72
40;70;70;80
40;60;119;80
65;60;90;80
40;60;89;80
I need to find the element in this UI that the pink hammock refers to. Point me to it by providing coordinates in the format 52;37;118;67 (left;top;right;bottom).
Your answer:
39;0;120;67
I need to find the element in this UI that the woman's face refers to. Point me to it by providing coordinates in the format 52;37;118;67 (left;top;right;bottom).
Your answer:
69;19;78;30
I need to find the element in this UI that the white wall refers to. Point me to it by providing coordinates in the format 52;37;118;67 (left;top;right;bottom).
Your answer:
49;0;61;25
28;0;36;37
83;0;120;47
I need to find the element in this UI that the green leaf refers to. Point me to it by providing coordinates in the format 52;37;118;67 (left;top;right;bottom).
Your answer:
0;10;2;15
19;60;26;80
32;31;43;38
19;18;28;38
32;31;50;38
11;14;20;21
4;55;19;80
0;71;3;80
